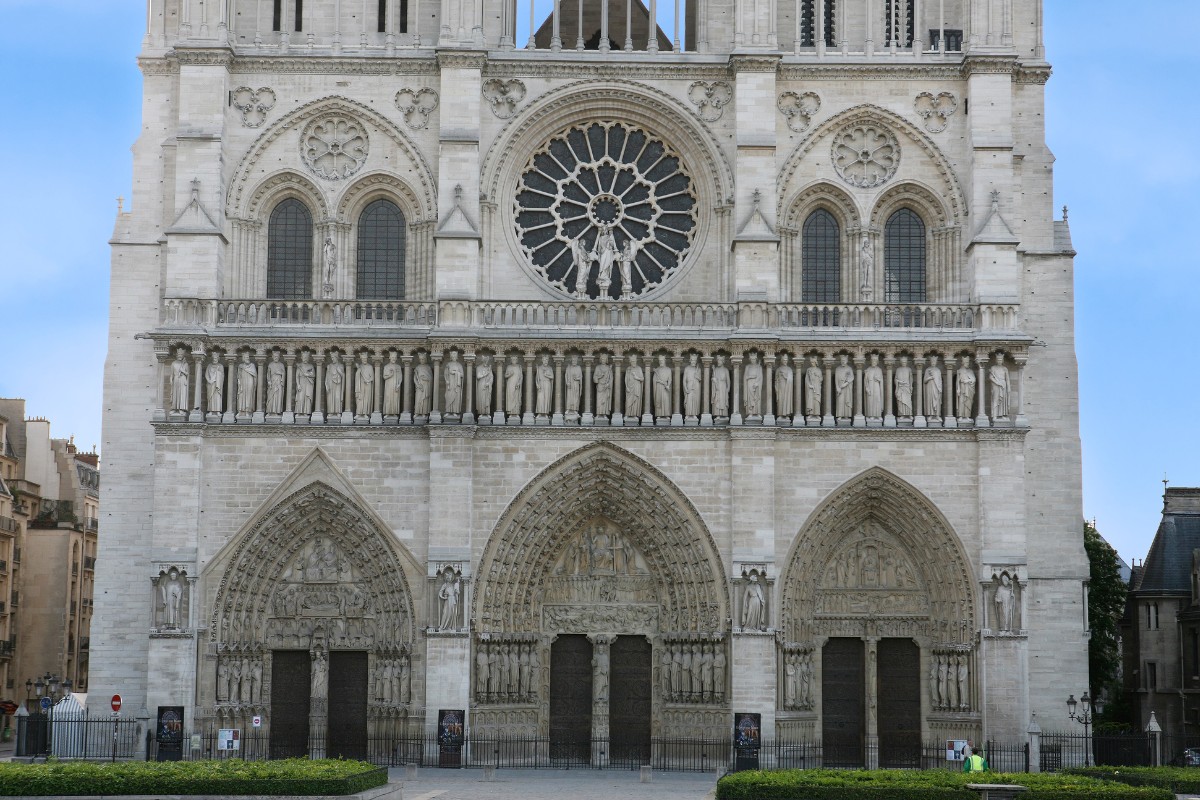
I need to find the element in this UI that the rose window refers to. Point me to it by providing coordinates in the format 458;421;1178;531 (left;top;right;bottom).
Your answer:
515;122;698;299
301;115;369;180
832;123;900;189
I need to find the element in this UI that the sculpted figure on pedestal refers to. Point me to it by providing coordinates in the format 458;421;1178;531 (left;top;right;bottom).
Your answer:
444;351;464;415
994;572;1017;632
683;353;701;417
237;352;257;413
572;236;595;297
325;352;345;414
775;353;794;417
205;353;224;414
990;357;1010;418
653;354;672;417
834;354;854;418
864;354;884;418
505;355;523;416
266;352;286;415
711;355;730;418
619;239;638;299
170;348;190;412
382;351;402;416
476;355;494;415
743;352;763;417
894;355;913;416
625;356;644;418
565;355;582;414
957;655;969;709
805;355;822;417
437;570;461;631
311;648;328;699
593;354;613;417
295;351;315;415
929;660;941;708
159;567;185;628
593;646;609;703
353;353;374;416
535;355;554;415
413;352;433;416
595;225;618;297
476;648;490;698
956;355;975;419
322;237;337;297
741;573;766;631
859;233;874;299
924;355;942;417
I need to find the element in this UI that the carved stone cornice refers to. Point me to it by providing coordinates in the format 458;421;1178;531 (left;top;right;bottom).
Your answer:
1014;63;1053;85
960;54;1020;76
437;50;488;70
482;60;731;82
174;47;236;67
139;57;178;76
779;64;962;82
230;56;439;75
729;54;781;74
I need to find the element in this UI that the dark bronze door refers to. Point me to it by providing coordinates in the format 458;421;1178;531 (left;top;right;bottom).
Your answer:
821;638;864;768
327;651;369;760
270;651;311;759
877;638;921;768
609;636;652;766
549;634;593;764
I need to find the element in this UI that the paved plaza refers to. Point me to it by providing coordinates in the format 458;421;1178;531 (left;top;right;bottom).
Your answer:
389;767;718;800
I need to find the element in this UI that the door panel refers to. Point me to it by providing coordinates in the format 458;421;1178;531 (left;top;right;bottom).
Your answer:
821;638;864;768
549;635;593;764
609;636;652;765
328;651;369;760
877;639;921;768
270;651;311;759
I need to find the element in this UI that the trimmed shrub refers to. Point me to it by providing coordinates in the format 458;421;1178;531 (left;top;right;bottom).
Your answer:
1066;766;1200;794
0;758;387;796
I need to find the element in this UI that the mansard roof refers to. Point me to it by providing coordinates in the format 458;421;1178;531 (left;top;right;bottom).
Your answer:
1133;489;1200;596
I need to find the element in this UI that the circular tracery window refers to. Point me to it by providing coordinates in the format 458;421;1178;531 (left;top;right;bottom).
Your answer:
831;122;900;189
515;122;698;299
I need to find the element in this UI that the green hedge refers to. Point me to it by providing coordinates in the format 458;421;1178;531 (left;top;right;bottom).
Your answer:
0;759;387;796
715;769;1174;800
1066;766;1200;794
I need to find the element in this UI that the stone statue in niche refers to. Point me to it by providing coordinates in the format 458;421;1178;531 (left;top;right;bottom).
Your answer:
476;354;494;416
743;352;763;417
805;355;822;418
894;355;914;417
775;354;794;417
170;347;190;412
929;659;940;708
354;352;374;416
624;355;644;418
741;572;766;631
989;355;1010;419
992;570;1018;632
864;354;884;418
266;351;286;415
217;659;230;701
535;354;554;416
158;567;186;628
937;656;949;707
413;352;433;417
205;353;224;414
924;355;942;417
475;647;490;697
859;233;874;300
593;353;613;417
325;352;345;414
683;353;702;417
444;351;464;415
711;355;730;418
295;350;315;415
437;568;462;631
653;355;672;417
564;355;582;415
382;351;402;416
834;354;854;419
322;237;337;298
596;225;618;297
236;352;257;414
504;355;523;416
619;239;638;299
956;355;975;419
957;654;969;709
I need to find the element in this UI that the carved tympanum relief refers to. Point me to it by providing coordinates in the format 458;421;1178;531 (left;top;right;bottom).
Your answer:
832;122;900;189
394;88;439;130
482;78;527;119
232;87;277;128
817;534;928;617
687;81;732;122
514;122;698;300
914;91;958;133
778;91;821;133
301;114;369;179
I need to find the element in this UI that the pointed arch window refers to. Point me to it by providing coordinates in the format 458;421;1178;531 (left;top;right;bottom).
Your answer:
884;208;926;303
356;199;407;300
267;198;314;299
801;209;841;302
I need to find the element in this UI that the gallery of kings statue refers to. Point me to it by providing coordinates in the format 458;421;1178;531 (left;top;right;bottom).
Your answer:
90;0;1087;768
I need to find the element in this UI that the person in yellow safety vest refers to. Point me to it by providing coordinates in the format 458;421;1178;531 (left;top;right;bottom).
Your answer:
962;750;989;773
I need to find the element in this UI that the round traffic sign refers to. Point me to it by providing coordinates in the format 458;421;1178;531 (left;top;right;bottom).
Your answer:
111;694;122;712
40;696;51;711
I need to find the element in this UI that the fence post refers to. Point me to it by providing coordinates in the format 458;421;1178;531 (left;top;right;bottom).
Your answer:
1146;711;1162;767
1027;717;1041;773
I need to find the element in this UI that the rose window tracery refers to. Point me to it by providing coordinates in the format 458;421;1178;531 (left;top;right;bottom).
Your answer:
514;122;698;299
301;115;369;180
832;123;900;189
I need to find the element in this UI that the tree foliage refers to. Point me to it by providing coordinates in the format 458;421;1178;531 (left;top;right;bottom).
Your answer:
1085;522;1127;697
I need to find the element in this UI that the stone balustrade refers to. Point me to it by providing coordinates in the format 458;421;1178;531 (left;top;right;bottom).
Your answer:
160;298;1018;335
152;336;1030;430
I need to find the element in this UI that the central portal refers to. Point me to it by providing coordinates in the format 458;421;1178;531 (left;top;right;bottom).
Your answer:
609;636;652;765
549;635;593;763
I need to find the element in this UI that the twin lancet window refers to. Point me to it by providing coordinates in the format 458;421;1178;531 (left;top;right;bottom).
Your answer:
800;208;927;304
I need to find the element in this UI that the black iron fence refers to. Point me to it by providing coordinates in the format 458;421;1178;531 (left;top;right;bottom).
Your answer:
15;715;143;760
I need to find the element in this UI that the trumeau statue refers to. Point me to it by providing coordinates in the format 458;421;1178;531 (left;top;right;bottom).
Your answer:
266;351;286;415
205;353;224;414
504;355;523;416
476;354;494;415
924;354;942;417
805;355;822;417
311;647;328;699
653;355;672;417
382;351;402;417
444;351;464;415
894;355;914;417
535;354;554;416
413;352;433;416
325;351;345;414
294;350;315;415
625;355;644;418
593;353;613;417
236;351;257;413
711;355;730;418
990;355;1010;419
564;355;583;415
956;354;975;419
683;353;702;417
743;352;763;417
775;353;794;417
354;352;374;416
834;354;854;419
864;354;884;418
170;347;190;412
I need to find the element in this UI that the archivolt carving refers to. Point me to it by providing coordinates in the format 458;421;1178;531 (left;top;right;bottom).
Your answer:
869;181;952;229
243;171;330;222
227;96;436;220
474;443;728;635
778;104;966;225
780;467;975;646
335;172;429;224
208;481;417;653
782;180;861;230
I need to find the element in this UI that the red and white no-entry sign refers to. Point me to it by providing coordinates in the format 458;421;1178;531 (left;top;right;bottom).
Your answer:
111;694;122;713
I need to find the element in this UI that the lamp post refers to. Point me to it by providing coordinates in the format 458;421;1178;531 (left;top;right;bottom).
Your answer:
25;673;72;758
1066;691;1093;767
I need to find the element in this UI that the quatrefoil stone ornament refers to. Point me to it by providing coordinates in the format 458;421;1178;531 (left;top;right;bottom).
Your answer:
914;91;958;133
831;123;900;189
395;88;440;130
777;91;821;133
300;115;369;180
687;81;732;122
232;87;277;128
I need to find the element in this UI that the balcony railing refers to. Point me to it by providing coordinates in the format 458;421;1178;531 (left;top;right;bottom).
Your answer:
0;515;18;533
83;556;96;571
161;298;1020;335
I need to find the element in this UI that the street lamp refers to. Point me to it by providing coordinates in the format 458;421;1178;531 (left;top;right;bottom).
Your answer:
24;673;72;758
1066;691;1093;767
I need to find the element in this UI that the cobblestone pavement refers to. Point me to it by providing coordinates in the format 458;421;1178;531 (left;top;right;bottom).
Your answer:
388;767;719;800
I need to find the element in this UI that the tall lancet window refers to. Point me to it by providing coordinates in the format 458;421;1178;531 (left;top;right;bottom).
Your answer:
356;200;407;300
801;209;841;302
267;198;314;300
884;208;926;303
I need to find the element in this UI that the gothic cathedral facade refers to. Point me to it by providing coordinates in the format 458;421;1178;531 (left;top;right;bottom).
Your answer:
94;0;1085;766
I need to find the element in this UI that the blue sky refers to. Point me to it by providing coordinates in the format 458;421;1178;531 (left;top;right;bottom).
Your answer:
0;0;1196;563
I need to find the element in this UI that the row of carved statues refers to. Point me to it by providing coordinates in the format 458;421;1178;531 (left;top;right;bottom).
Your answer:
781;649;815;711
216;654;264;705
930;649;973;712
215;648;413;707
660;639;728;704
475;639;541;704
163;344;1023;426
